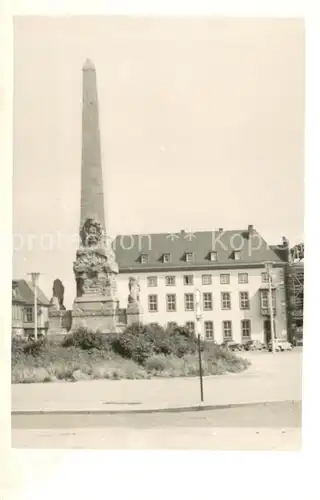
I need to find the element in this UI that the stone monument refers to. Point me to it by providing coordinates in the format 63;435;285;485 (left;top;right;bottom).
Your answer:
48;278;67;335
126;276;143;325
71;59;119;333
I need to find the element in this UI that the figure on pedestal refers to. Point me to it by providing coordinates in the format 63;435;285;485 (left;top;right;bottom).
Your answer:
48;278;67;336
50;278;66;311
128;276;140;306
126;276;142;325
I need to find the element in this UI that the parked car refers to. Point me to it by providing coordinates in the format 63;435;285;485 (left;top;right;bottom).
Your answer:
268;339;293;352
243;340;266;351
221;340;244;352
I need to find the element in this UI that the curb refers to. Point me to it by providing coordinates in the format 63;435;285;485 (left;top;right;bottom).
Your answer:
11;400;300;416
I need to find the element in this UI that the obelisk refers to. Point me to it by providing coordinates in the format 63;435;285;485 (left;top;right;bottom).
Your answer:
71;59;119;333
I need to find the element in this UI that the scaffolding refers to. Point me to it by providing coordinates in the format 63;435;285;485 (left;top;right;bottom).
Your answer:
286;262;304;341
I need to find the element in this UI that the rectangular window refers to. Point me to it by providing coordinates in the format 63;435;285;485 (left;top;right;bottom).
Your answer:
223;320;233;340
202;274;212;285
210;251;217;261
234;251;241;261
165;276;176;286
261;272;269;284
261;290;276;309
184;275;194;286
238;273;248;284
220;274;230;285
221;292;231;310
148;294;158;312
141;254;148;263
186;252;193;262
186;321;195;335
163;253;171;263
203;292;213;311
147;276;158;287
185;293;194;311
25;306;33;322
204;321;214;340
261;290;269;308
12;305;18;321
241;319;251;339
239;291;250;310
166;294;177;312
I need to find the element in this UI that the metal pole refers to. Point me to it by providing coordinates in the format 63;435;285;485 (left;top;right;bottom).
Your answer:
29;272;40;341
197;334;204;403
34;282;38;341
267;267;275;354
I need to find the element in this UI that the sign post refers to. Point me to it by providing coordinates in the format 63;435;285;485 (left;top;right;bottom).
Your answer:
197;334;204;403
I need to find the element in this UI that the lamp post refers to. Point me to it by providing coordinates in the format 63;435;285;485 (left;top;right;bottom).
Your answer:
264;262;275;354
28;272;40;341
195;289;204;403
195;289;202;339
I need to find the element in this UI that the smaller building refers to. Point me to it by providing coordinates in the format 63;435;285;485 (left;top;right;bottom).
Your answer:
12;281;27;336
11;279;51;337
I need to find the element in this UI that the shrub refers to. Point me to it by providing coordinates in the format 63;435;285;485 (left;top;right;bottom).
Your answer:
62;327;107;350
22;337;48;357
110;331;154;364
144;324;175;356
166;325;194;339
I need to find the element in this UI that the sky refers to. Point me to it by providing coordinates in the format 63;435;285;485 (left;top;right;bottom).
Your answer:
12;16;305;307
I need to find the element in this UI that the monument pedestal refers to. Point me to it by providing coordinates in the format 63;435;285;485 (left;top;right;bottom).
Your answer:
72;295;119;333
47;309;66;336
126;302;143;326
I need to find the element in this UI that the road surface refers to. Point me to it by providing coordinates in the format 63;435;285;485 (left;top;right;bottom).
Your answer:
12;401;301;450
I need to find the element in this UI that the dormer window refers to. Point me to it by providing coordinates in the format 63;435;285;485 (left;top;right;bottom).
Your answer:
234;251;241;261
140;254;148;264
210;251;217;261
186;252;194;263
163;253;171;263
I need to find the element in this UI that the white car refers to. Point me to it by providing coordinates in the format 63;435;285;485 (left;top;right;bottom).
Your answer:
268;339;293;352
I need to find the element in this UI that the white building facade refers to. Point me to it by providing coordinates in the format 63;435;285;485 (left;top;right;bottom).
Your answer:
114;227;289;344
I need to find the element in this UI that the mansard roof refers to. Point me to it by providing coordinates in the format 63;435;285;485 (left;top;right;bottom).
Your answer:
114;227;287;272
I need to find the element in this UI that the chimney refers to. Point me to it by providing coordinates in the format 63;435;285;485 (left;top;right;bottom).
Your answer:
248;224;254;235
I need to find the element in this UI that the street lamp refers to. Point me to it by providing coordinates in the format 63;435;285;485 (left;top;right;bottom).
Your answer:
28;272;40;341
195;289;202;339
195;288;204;404
264;262;276;354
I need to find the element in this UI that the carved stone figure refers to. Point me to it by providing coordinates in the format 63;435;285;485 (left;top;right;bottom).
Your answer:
50;296;60;310
80;218;104;248
128;276;140;304
73;247;118;298
52;278;65;310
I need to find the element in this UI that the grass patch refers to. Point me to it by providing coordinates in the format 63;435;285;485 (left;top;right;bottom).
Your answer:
11;327;250;384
